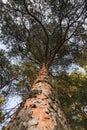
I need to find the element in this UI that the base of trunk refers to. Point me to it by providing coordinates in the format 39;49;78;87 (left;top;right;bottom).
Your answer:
5;83;70;130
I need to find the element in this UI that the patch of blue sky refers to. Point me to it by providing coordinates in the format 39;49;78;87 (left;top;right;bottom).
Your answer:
0;43;6;50
67;63;86;75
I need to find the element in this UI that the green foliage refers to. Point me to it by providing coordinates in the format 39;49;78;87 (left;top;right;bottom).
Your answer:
9;64;20;78
0;95;4;122
16;62;39;87
0;0;87;67
54;72;87;130
0;49;19;88
0;95;3;106
75;49;87;69
0;49;11;87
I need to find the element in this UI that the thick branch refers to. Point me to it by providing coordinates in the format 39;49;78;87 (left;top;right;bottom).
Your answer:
23;0;49;64
47;41;65;66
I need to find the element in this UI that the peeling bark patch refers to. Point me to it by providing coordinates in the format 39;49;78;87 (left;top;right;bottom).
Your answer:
28;90;42;98
7;108;32;130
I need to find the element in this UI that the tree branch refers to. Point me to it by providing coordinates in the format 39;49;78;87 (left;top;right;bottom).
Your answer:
23;0;49;64
0;77;16;90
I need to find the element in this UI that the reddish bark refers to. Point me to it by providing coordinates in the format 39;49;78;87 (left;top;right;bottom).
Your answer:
5;64;71;130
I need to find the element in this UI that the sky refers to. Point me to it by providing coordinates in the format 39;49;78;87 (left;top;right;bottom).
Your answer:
0;82;22;130
0;43;6;50
0;94;22;130
2;0;7;3
67;63;86;75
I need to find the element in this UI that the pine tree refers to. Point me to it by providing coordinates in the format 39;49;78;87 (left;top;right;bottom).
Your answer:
0;0;87;129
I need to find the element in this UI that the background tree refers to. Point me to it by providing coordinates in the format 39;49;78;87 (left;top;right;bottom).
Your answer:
0;50;21;125
0;49;19;90
54;71;87;130
0;49;11;88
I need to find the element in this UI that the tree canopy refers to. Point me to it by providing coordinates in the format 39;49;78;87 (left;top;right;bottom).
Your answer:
0;0;87;68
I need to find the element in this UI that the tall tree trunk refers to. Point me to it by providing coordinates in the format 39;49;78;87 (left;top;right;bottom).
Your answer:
5;64;71;130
